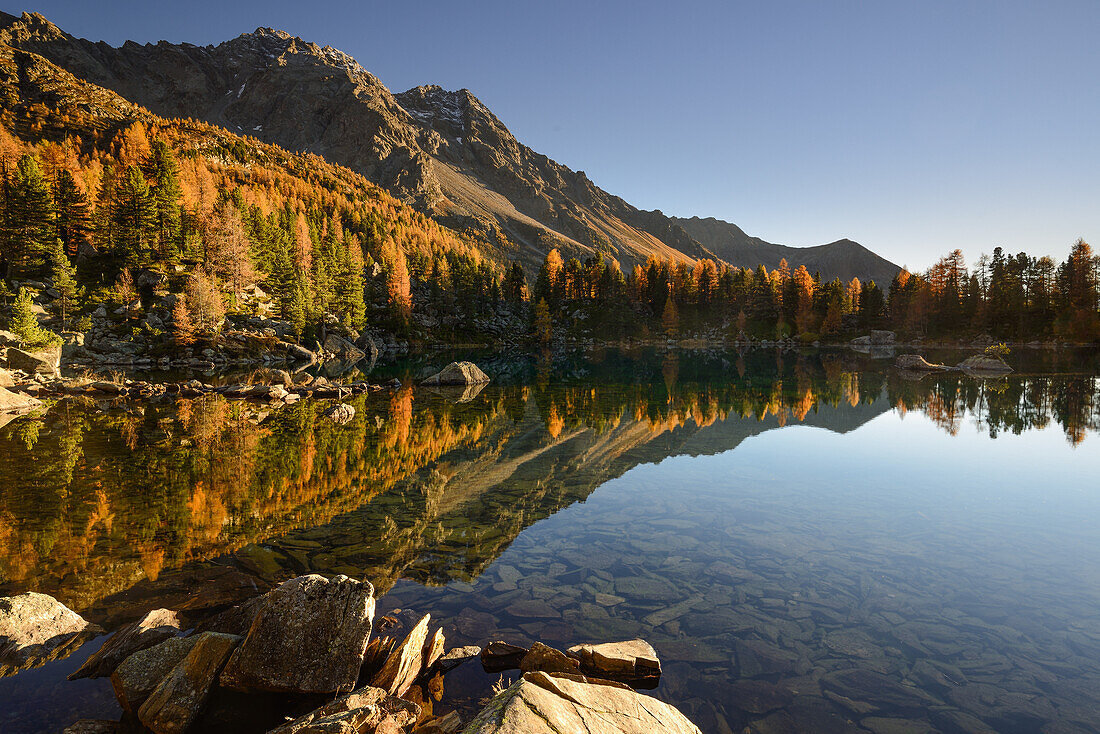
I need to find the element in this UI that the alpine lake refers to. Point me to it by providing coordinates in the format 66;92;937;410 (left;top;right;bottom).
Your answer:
2;346;1099;734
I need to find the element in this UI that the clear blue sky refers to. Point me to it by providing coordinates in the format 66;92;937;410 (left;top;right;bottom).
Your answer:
7;1;1098;270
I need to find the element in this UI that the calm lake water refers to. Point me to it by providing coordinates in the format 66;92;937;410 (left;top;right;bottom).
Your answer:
1;348;1099;733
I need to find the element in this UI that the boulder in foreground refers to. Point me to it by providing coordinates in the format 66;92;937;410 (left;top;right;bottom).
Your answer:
0;386;41;416
6;345;61;376
461;671;701;734
421;361;490;386
70;608;181;680
138;631;240;734
219;574;375;694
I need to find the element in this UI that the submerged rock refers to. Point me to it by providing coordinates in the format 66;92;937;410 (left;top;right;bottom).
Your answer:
70;608;181;680
462;671;701;733
266;685;420;734
220;574;375;694
421;361;490;386
138;631;240;734
0;592;100;675
480;641;528;672
566;639;661;680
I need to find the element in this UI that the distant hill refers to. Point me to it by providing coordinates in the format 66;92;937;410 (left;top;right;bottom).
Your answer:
0;10;901;282
671;216;901;286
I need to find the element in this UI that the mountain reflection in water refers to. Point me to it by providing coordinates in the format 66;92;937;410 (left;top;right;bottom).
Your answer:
1;350;1098;733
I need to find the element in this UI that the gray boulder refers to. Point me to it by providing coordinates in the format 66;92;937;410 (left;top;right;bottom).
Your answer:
322;334;366;363
7;345;61;376
0;386;40;418
219;574;375;694
111;636;199;714
850;335;872;346
0;592;100;676
870;330;896;344
461;671;701;734
421;361;490;386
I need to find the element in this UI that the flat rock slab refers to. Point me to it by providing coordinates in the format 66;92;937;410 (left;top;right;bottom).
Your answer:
567;639;662;679
138;631;240;734
70;608;181;680
220;574;375;694
0;385;41;415
520;642;580;675
0;592;100;675
462;671;702;734
266;685;420;734
111;636;200;714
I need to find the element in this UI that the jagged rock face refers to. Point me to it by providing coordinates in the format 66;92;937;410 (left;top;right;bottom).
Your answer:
0;11;901;278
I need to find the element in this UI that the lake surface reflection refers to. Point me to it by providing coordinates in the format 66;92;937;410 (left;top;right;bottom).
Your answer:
1;349;1099;733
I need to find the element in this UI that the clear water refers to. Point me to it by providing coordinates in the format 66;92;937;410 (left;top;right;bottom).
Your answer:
1;350;1098;733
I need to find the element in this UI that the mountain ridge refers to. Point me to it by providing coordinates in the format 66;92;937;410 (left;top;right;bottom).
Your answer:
0;10;901;282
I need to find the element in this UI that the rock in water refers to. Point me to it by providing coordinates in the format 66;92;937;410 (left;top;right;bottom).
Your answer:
138;631;240;734
0;592;99;675
111;636;200;714
566;639;662;681
870;330;896;344
370;612;429;697
420;361;490;386
480;641;528;672
70;608;181;680
462;671;702;734
6;345;61;376
323;403;356;425
61;721;118;734
266;686;420;734
520;642;580;675
895;354;951;371
220;574;375;694
958;354;1013;373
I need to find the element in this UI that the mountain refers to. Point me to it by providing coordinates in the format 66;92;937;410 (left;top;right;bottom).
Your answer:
671;216;901;286
0;11;900;281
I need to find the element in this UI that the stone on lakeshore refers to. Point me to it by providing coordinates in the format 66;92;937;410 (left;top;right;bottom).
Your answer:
220;574;375;694
0;386;41;418
461;671;702;734
895;354;951;371
566;639;661;680
6;345;61;376
70;608;181;680
0;368;14;387
436;645;481;673
266;685;420;734
324;403;356;425
423;626;446;671
957;354;1012;373
322;334;366;363
111;636;199;714
870;330;896;344
420;361;490;386
371;613;430;697
480;641;528;672
137;631;240;734
850;335;872;346
0;592;100;676
520;642;580;675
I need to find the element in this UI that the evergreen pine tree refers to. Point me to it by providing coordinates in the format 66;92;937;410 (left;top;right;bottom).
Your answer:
143;141;182;258
9;287;58;347
111;165;158;269
3;154;53;278
53;169;91;258
50;239;83;331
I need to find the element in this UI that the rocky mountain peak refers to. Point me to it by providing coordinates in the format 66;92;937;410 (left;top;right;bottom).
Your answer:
0;11;69;45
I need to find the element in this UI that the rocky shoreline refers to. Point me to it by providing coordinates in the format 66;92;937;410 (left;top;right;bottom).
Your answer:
0;574;701;734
